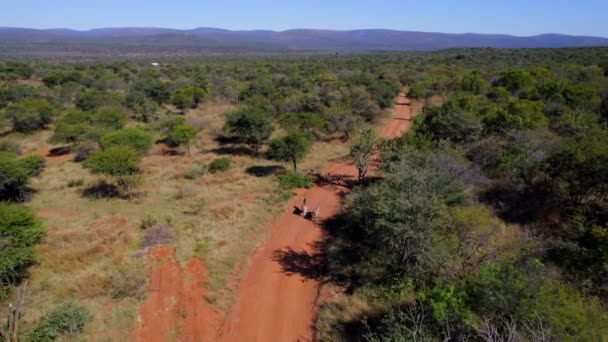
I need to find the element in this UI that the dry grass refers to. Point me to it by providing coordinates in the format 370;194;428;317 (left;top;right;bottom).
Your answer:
13;99;355;339
2;97;358;338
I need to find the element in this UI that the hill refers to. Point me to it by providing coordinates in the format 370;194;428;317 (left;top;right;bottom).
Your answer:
0;27;607;58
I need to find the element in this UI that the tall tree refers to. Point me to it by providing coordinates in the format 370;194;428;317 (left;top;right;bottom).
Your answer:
349;130;377;184
267;133;311;173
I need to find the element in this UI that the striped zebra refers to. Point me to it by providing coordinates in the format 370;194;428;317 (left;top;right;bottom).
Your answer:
312;206;320;222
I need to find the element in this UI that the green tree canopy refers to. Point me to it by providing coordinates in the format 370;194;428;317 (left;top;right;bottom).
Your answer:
0;152;45;201
84;146;140;177
267;132;311;172
224;107;274;152
166;123;198;156
5;99;55;133
100;128;153;156
0;203;45;296
349;129;377;183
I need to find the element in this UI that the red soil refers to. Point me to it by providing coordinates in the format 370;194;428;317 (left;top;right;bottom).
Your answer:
132;92;412;341
132;246;220;342
217;92;413;342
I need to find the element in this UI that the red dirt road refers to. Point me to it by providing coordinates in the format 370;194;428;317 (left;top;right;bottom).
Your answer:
133;247;219;342
132;93;412;341
217;92;413;342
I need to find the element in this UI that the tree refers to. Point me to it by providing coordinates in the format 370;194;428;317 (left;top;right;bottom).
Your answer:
5;100;54;133
267;132;311;172
167;124;198;156
49;122;91;147
75;89;119;111
349;130;377;184
182;86;207;108
601;94;608;125
418;105;483;144
125;90;159;122
84;146;140;177
485;100;547;133
224;107;274;152
92;107;128;130
347;145;464;281
279;112;327;139
461;71;486;94
0;153;44;201
0;203;45;297
172;91;191;114
325;104;364;141
100;128;153;156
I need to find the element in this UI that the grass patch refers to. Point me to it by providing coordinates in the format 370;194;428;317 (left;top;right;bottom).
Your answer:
208;157;232;173
277;173;313;190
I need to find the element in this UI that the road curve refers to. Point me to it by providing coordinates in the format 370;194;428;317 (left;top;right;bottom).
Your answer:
217;92;413;342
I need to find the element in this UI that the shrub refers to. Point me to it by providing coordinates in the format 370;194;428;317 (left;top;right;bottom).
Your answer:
194;236;213;255
224;107;274;151
5;99;55;133
76;89;119;111
19;154;45;177
110;263;148;300
27;303;89;342
100;128;153;156
84;146;140;177
162;118;198;155
139;214;158;230
277;173;313;190
92;107;128;129
185;164;206;179
0;140;21;154
0;203;45;297
0;152;44;201
208;158;232;173
140;223;173;249
67;179;84;188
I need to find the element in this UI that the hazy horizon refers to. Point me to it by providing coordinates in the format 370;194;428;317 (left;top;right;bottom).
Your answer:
2;25;608;39
2;0;607;37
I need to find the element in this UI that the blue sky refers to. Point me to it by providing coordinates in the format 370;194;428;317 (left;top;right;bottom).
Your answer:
2;0;607;37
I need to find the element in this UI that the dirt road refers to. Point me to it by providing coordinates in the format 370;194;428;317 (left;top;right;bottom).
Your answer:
217;92;413;341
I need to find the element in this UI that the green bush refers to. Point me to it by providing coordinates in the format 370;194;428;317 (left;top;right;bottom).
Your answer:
92;107;128;129
84;146;140;177
0;140;21;154
67;179;84;188
0;152;44;201
0;203;45;297
224;107;274;151
19;154;45;177
208;158;232;173
100;128;153;155
139;214;158;230
5;99;55;133
27;302;89;341
277;173;313;190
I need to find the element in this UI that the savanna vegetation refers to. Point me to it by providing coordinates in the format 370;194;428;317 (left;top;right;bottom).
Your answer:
0;47;607;340
315;47;608;341
0;52;400;339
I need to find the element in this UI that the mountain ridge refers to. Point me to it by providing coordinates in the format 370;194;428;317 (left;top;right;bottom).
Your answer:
1;27;607;58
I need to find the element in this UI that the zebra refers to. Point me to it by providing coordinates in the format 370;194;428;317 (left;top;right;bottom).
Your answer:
311;206;320;222
301;197;308;217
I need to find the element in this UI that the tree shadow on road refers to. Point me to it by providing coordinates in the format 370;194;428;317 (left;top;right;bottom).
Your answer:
272;213;364;293
272;247;326;281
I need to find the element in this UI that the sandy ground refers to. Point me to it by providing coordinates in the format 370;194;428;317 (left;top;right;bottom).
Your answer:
132;92;413;341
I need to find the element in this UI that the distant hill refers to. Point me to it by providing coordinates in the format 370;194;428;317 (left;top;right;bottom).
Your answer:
1;27;607;58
